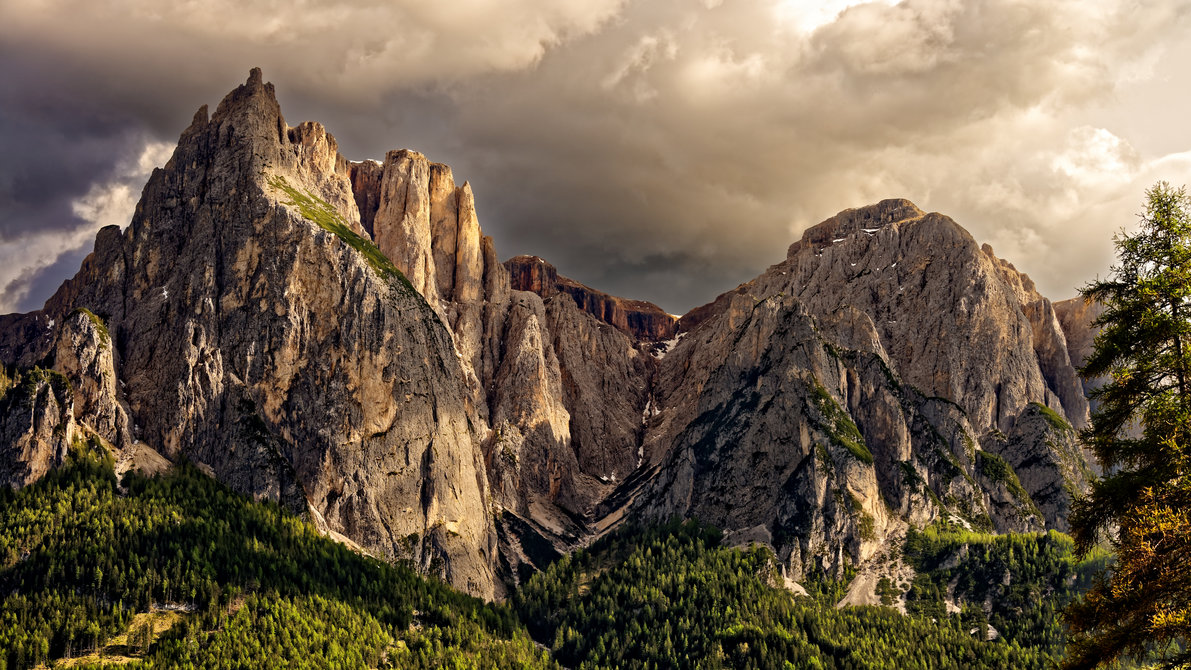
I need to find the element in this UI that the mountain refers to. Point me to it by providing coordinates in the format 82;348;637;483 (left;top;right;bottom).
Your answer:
0;70;1098;605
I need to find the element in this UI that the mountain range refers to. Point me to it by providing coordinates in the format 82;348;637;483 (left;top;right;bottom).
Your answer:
0;69;1101;608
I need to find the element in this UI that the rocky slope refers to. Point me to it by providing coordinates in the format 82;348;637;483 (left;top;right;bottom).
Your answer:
0;71;1096;599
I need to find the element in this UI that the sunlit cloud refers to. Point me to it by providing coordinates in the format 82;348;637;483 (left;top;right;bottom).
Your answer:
1;0;1190;313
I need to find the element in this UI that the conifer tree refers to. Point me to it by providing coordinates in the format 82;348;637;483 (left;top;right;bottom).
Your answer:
1065;182;1191;669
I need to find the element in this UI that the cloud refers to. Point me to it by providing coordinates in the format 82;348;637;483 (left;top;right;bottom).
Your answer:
428;0;1191;307
0;0;626;99
0;139;172;313
2;0;1191;313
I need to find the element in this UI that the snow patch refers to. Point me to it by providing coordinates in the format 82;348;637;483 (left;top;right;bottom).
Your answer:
642;398;660;422
652;331;687;359
862;228;880;233
46;318;54;330
832;238;846;243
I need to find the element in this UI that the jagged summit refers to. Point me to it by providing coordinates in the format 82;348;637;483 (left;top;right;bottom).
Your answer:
1;70;1098;605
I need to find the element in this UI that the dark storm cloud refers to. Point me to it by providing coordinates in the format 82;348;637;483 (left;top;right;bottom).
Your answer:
0;46;146;234
2;0;1191;314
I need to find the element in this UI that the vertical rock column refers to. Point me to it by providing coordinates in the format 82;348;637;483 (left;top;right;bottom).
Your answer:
374;150;441;307
429;163;459;301
452;183;486;378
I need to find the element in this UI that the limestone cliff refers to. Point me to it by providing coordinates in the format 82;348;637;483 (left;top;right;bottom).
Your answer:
0;70;498;598
603;200;1095;579
506;255;678;342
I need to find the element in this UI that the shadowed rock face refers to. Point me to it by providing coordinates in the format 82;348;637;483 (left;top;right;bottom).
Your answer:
0;368;74;488
505;255;678;342
0;72;1096;598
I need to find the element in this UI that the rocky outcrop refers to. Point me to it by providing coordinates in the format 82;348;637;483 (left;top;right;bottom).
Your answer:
983;403;1092;532
506;255;677;342
52;308;132;450
0;367;75;488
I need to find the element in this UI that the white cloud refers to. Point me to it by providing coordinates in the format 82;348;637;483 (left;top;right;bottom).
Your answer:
774;0;900;34
0;0;627;96
0;140;172;313
71;141;173;229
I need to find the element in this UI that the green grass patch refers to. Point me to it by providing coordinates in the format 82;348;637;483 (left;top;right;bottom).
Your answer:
1029;402;1073;433
810;382;873;464
69;308;110;348
267;175;415;295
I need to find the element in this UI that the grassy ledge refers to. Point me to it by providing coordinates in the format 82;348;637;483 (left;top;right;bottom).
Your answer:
811;381;874;464
69;308;110;348
266;174;416;295
1028;402;1073;433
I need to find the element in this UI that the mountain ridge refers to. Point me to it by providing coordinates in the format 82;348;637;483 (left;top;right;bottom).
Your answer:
0;70;1100;604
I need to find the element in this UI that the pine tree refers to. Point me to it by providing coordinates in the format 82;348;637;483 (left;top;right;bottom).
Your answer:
1065;182;1191;669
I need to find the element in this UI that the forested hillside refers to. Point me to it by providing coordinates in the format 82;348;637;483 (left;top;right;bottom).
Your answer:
514;522;1107;669
0;443;1106;669
0;443;553;670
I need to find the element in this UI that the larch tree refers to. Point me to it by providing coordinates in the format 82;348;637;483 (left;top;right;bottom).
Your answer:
1064;182;1191;669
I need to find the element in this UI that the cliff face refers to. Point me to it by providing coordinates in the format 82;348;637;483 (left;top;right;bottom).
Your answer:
506;255;678;342
0;72;1097;599
1054;296;1107;398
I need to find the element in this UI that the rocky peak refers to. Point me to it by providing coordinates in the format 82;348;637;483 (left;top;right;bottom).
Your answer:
787;198;925;258
2;69;499;598
505;255;678;342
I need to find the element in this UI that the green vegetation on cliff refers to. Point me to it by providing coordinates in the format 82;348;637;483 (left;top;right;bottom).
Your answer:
266;174;415;294
903;519;1109;657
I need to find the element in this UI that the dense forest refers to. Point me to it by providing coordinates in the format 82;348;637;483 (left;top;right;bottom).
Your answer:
0;442;1106;669
902;519;1111;658
0;442;553;669
513;520;1105;669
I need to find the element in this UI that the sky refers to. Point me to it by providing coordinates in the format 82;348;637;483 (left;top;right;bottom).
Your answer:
2;0;1191;315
